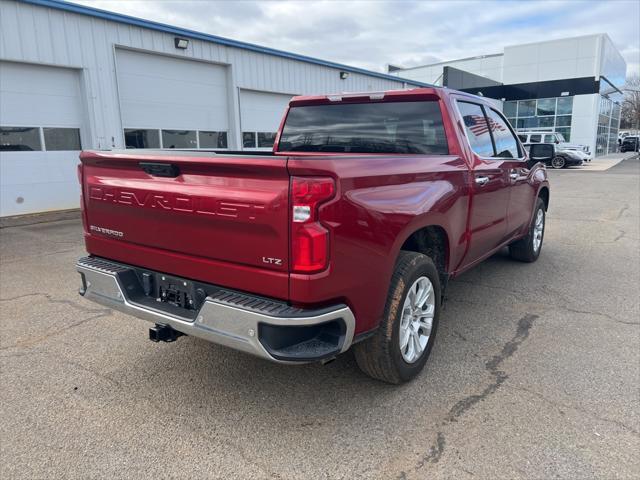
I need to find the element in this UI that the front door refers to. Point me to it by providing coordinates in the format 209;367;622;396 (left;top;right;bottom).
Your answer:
484;107;536;238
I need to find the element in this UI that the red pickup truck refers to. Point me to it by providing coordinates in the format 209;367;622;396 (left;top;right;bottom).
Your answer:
76;87;549;383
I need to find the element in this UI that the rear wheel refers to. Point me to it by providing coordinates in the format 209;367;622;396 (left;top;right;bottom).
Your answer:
551;156;565;169
509;197;546;262
354;251;440;384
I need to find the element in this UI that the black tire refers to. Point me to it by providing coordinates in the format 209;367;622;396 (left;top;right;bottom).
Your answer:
551;156;565;169
509;197;546;262
354;251;441;384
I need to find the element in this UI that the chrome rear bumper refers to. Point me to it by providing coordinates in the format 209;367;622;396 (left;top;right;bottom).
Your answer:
76;256;355;363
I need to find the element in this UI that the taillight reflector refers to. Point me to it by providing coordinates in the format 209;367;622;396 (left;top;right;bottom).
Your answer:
290;177;335;273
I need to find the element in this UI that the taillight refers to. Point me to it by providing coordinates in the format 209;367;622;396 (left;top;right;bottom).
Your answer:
290;176;335;273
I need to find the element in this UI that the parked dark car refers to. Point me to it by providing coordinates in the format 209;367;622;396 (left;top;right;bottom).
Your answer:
524;143;583;168
620;136;639;153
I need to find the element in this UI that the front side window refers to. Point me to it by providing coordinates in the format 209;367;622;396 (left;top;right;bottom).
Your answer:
458;102;494;157
43;128;81;151
162;130;197;149
124;129;160;149
279;101;448;154
485;109;520;158
543;134;557;143
0;127;41;151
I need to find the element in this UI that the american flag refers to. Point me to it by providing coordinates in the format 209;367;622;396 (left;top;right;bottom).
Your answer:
465;115;506;137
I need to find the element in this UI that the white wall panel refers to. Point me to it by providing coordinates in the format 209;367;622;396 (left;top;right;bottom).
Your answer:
0;61;82;126
239;90;293;132
116;49;229;130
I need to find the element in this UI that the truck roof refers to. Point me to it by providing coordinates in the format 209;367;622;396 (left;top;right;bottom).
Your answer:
288;86;488;107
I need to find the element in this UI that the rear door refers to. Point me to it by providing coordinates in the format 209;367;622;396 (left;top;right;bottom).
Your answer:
81;151;290;298
456;100;509;266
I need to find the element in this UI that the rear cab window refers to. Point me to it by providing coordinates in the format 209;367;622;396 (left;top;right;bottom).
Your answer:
277;101;449;154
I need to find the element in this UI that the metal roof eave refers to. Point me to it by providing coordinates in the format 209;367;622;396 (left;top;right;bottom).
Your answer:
19;0;433;88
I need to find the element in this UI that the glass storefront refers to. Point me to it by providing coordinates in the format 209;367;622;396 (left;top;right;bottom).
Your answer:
596;95;621;156
504;96;574;141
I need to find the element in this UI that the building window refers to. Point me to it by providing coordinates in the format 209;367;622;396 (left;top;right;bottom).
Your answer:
0;127;42;151
124;129;160;149
257;132;276;148
505;96;574;141
43;128;81;151
503;102;517;118
595;95;621;156
243;132;257;148
557;97;573;115
536;98;556;116
199;131;228;149
162;130;197;149
517;100;536;117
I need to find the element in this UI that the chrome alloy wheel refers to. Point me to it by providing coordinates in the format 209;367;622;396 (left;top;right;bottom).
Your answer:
551;156;565;169
399;276;435;363
533;208;544;253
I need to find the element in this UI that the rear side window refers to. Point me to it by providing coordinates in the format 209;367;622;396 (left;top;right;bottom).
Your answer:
458;102;494;157
529;134;542;143
278;101;448;154
485;109;520;158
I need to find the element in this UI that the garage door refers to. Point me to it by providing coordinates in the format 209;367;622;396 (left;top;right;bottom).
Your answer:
0;61;84;217
239;90;293;149
116;49;229;150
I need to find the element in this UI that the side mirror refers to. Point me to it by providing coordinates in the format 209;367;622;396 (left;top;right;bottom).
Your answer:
555;140;559;144
528;143;555;168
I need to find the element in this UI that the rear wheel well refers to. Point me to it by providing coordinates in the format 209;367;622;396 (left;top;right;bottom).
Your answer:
538;187;549;211
400;226;449;289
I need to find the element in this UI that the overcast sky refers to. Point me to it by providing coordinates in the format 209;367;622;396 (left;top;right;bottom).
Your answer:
75;0;640;77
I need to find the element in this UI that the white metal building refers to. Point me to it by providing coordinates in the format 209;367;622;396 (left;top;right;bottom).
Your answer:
0;0;425;217
390;34;627;158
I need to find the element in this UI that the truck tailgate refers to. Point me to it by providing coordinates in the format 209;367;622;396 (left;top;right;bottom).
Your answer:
80;150;290;299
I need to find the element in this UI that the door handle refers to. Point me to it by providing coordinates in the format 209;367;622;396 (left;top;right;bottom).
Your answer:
510;172;519;180
475;176;490;186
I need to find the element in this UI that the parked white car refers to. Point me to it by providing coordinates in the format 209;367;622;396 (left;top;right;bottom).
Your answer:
517;131;592;161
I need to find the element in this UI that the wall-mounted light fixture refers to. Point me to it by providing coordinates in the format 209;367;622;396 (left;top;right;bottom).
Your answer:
339;71;349;80
560;91;570;96
174;37;189;49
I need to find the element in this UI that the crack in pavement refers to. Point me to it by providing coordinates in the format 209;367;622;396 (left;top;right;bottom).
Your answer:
505;385;640;436
412;314;538;474
0;293;113;351
447;314;538;422
0;292;108;315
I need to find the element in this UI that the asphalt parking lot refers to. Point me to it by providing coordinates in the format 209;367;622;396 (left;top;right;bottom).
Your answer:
1;157;639;479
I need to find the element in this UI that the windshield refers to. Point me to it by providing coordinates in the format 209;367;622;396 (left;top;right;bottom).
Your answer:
278;101;449;154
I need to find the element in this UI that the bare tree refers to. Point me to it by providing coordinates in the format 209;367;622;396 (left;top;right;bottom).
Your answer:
620;75;640;131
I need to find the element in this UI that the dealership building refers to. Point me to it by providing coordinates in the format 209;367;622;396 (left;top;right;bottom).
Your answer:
0;0;426;217
390;33;627;159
